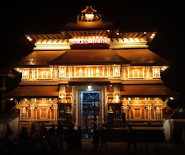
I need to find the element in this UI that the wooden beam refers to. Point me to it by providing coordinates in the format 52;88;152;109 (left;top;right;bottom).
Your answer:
98;30;103;37
101;30;107;37
132;32;138;39
68;31;74;38
37;35;44;43
127;32;134;38
137;32;145;39
43;35;49;40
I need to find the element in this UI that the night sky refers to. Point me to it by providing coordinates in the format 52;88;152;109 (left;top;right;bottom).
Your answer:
1;0;184;95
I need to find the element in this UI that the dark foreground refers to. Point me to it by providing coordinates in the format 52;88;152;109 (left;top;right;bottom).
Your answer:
1;139;185;155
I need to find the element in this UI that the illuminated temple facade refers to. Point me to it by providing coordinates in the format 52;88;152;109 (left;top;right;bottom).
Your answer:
7;6;176;130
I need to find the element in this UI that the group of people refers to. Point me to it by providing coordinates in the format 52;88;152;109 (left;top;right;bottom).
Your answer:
2;123;138;153
33;123;83;151
91;124;107;149
2;123;109;152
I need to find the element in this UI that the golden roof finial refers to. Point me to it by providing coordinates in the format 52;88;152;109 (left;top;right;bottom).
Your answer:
81;6;97;14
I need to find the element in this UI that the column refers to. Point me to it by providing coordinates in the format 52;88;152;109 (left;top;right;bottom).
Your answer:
102;66;105;77
146;67;150;79
49;98;52;120
128;97;131;119
148;106;151;120
30;106;34;120
142;67;145;78
127;67;130;78
144;98;147;119
36;69;39;79
50;68;53;79
108;66;111;77
154;107;156;120
106;66;108;77
74;67;76;77
122;67;125;79
54;105;58;121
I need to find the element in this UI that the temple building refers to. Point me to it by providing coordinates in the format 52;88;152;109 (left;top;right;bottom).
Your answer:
6;6;177;131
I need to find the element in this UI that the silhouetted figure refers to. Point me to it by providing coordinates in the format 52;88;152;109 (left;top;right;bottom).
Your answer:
19;127;29;142
40;123;48;138
83;126;89;139
126;125;137;152
76;126;83;150
5;124;14;140
31;122;36;137
100;125;107;147
48;125;56;135
56;124;64;151
65;126;75;150
92;124;100;150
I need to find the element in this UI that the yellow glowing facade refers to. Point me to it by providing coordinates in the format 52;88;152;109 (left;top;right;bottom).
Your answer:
16;65;164;80
8;6;176;130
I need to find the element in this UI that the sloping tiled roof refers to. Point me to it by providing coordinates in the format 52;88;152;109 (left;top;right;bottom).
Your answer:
120;84;178;96
49;49;131;65
116;49;170;66
12;51;66;67
12;49;170;67
6;85;59;97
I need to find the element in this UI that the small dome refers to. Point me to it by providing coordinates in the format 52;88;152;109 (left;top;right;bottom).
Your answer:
77;6;102;22
65;6;113;29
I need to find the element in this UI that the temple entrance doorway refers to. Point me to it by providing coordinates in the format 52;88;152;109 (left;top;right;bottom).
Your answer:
80;91;100;138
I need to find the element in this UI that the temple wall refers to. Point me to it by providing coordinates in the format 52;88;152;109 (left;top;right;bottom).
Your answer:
16;65;162;81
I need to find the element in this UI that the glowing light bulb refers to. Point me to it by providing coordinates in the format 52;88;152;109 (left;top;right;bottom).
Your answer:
85;13;94;20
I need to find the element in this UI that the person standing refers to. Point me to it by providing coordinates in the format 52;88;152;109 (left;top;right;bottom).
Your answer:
126;125;137;152
5;124;14;140
92;124;100;150
100;124;107;147
76;126;83;150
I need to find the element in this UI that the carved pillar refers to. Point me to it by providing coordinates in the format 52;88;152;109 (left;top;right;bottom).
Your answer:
50;68;53;79
49;98;53;120
144;98;147;119
128;97;131;119
146;67;150;79
74;67;76;77
54;105;58;121
31;106;35;120
127;67;130;78
142;67;145;78
122;105;128;120
147;106;152;120
102;66;105;77
108;66;111;77
122;67;126;79
36;69;39;79
154;107;156;120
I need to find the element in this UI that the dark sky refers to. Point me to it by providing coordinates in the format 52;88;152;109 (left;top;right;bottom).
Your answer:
1;0;184;94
